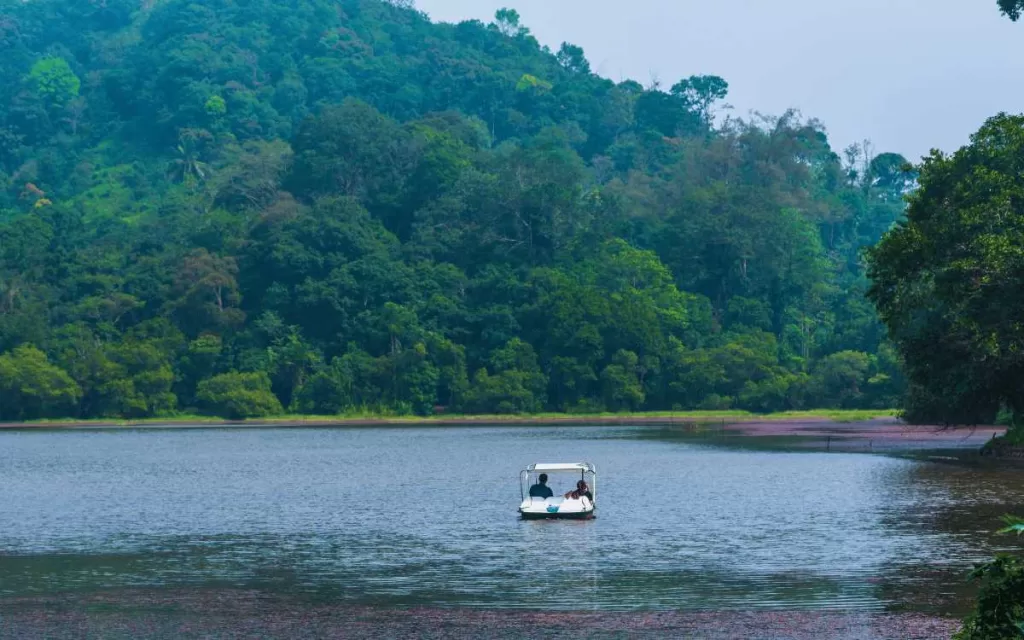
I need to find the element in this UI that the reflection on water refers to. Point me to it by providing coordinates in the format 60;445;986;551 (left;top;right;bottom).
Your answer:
1;426;1023;613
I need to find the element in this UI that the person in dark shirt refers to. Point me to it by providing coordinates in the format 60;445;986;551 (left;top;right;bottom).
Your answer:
528;473;554;499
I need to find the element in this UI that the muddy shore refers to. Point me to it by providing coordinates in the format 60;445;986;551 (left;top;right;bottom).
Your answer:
0;591;960;640
0;415;1003;455
722;417;1003;451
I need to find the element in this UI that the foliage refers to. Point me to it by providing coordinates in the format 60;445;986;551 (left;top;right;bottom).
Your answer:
0;0;909;420
196;371;283;419
463;339;547;414
868;114;1024;426
998;515;1024;537
671;75;729;128
556;43;590;75
999;0;1024;20
956;515;1024;640
26;57;80;107
205;95;227;117
0;345;81;420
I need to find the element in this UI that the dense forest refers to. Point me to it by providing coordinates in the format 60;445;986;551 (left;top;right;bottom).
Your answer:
0;0;914;420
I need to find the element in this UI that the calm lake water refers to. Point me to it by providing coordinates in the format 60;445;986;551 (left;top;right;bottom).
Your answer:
1;425;1023;615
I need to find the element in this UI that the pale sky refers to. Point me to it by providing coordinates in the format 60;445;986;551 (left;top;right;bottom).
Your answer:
415;0;1024;161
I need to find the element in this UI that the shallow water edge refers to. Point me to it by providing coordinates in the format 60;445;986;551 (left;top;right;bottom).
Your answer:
0;590;961;640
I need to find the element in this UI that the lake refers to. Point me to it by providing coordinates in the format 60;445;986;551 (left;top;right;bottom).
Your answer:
1;425;1023;636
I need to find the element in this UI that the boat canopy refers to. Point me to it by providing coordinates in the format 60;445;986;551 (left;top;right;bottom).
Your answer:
520;462;597;506
528;462;595;473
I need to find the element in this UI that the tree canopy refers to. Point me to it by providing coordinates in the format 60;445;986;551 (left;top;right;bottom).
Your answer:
999;0;1024;20
869;115;1024;425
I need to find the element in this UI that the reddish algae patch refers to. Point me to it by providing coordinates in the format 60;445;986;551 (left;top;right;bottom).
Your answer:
0;590;960;639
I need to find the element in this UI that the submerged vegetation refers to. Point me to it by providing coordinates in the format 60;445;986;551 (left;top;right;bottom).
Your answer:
0;0;913;420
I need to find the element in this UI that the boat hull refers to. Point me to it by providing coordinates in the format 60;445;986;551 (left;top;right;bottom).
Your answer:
520;510;595;520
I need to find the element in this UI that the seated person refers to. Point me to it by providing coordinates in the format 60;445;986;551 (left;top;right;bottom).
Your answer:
528;473;554;499
564;480;593;502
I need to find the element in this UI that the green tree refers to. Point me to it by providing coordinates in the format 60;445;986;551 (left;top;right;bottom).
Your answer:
806;351;871;409
213;139;293;210
265;329;321;409
556;43;590;74
26;57;80;108
196;371;283;419
172;249;245;334
866;152;915;201
98;338;179;418
601;350;645;411
287;99;412;210
0;345;81;420
634;89;699;137
167;129;212;185
292;366;352;415
492;8;528;37
868;114;1024;425
388;341;440;415
204;95;227;117
463;339;547;414
670;75;729;128
177;334;222;406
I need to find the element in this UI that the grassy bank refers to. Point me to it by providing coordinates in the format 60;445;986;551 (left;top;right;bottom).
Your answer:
0;409;899;429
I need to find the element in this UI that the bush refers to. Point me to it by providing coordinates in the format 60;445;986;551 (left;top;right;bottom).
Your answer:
463;369;545;414
460;339;548;414
292;367;351;415
196;371;283;419
956;516;1024;640
0;345;81;420
697;394;732;411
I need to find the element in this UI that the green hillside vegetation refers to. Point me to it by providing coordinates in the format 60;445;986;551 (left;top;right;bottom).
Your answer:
0;0;912;420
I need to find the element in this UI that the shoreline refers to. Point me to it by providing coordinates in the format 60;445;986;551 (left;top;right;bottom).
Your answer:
0;590;960;640
0;410;903;430
0;413;1005;453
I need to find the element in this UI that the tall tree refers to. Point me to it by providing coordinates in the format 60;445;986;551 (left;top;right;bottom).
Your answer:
556;43;590;75
868;114;1024;425
671;75;729;129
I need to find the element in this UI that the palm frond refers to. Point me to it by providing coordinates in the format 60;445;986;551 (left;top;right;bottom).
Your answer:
997;515;1024;536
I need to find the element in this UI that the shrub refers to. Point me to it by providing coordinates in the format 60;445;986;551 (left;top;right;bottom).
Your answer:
196;371;283;419
956;515;1024;640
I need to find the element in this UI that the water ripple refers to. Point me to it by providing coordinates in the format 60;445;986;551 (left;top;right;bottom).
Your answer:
2;426;1023;613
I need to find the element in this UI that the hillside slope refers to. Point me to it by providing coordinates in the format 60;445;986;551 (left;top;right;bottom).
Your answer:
0;0;910;419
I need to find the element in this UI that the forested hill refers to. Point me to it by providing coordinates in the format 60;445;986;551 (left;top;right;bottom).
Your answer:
0;0;913;420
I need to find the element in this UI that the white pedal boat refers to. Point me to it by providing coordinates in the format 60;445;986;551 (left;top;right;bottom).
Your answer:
518;462;596;520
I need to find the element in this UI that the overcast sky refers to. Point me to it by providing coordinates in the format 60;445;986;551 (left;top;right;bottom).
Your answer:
414;0;1024;161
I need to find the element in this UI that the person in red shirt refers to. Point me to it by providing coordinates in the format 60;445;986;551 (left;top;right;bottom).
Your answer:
564;480;593;502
